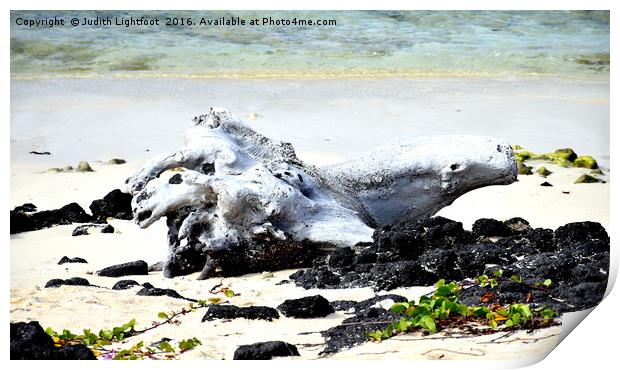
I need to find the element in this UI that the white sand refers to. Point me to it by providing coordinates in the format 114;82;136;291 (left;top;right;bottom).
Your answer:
10;76;609;360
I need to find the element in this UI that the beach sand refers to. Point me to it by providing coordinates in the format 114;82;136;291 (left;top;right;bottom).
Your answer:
10;76;609;361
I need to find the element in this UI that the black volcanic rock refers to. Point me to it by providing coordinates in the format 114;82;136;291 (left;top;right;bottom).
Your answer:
277;295;334;318
233;341;299;360
58;256;88;264
72;224;114;236
136;285;195;301
112;280;140;290
329;247;355;269
472;218;512;237
44;277;91;288
331;294;408;312
202;305;279;321
321;307;400;355
13;203;37;213
554;221;609;249
89;189;133;222
11;202;91;234
10;321;96;360
503;217;532;234
96;260;148;277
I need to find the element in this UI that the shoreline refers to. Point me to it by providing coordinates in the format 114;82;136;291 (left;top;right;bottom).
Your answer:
10;72;611;82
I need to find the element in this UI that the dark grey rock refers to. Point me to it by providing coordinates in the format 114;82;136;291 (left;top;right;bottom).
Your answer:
202;305;279;321
89;189;133;222
58;256;88;265
96;260;148;277
277;295;334;318
10;321;96;360
11;202;92;234
44;277;91;288
112;280;140;290
233;341;299;360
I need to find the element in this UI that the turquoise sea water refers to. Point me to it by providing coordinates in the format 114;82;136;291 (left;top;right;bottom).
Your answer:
10;10;609;79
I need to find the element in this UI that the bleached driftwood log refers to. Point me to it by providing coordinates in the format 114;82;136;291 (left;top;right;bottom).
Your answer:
123;108;517;278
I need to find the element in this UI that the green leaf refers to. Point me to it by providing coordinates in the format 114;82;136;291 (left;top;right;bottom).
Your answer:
435;285;453;297
540;308;557;320
493;270;503;278
418;315;437;333
366;330;383;342
510;275;523;283
179;337;201;351
45;327;58;337
208;297;221;305
224;289;235;298
99;329;113;341
59;329;77;340
157;341;175;353
543;279;552;287
158;312;169;319
390;302;409;313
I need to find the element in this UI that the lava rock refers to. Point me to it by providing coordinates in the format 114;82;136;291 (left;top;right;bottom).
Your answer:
162;208;332;278
112;280;140;290
72;224;114;236
423;220;475;249
329;247;355;269
58;256;88;265
419;249;463;281
540;181;553;187
44;277;91;288
96;260;148;277
89;189;133;222
136;286;194;301
503;217;532;234
472;218;512;237
101;224;115;233
233;341;300;360
554;221;609;249
322;307;400;355
202;305;279;321
10;202;92;234
332;294;408;312
10;321;96;360
277;295;334;318
13;203;37;213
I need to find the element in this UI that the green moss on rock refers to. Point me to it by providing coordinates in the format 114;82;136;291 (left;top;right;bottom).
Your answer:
517;160;533;175
590;169;604;175
573;156;598;169
108;158;127;165
546;148;577;163
574;174;602;184
76;161;94;172
536;166;552;177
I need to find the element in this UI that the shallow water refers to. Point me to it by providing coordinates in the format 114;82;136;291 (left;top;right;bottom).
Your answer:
10;10;609;79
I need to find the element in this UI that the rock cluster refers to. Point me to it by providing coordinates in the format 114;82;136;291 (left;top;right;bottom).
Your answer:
233;341;300;360
10;189;132;234
10;321;96;360
290;217;609;312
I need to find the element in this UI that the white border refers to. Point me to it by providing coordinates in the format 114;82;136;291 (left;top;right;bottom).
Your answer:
3;1;616;369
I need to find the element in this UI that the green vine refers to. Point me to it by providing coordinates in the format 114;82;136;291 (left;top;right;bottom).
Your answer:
43;286;238;360
366;279;558;342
